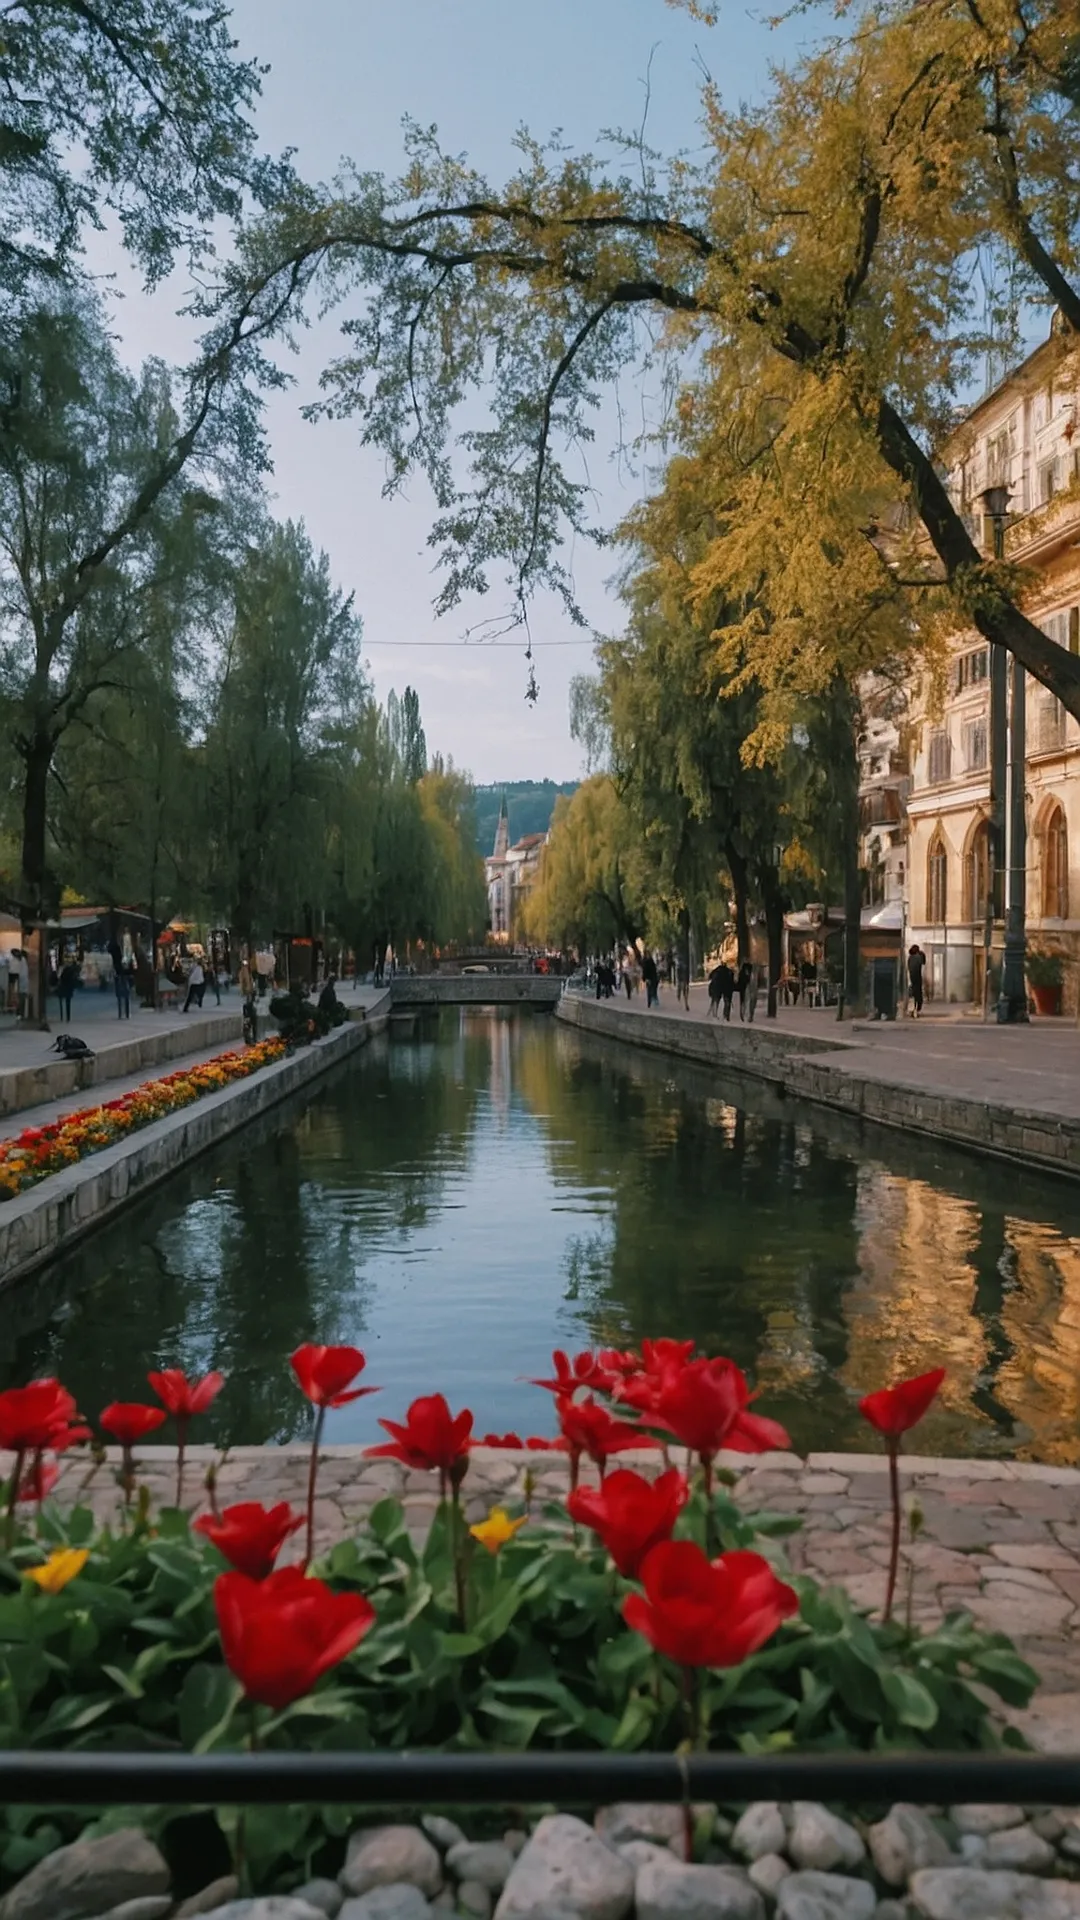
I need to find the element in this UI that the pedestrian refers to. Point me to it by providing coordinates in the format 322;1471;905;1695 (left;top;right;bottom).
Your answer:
675;953;690;1011
108;938;131;1020
57;957;80;1024
13;948;30;1021
708;961;735;1019
907;943;926;1019
182;956;205;1013
257;947;275;998
642;950;659;1008
623;959;633;1001
737;959;754;1022
238;957;254;999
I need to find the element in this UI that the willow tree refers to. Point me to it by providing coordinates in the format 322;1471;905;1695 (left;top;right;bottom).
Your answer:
524;778;643;956
221;0;1080;718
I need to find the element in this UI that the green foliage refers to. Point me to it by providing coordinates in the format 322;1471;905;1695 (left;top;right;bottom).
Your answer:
0;1485;1037;1892
473;784;579;857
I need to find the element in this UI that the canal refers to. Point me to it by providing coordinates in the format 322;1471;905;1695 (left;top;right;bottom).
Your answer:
7;1008;1080;1462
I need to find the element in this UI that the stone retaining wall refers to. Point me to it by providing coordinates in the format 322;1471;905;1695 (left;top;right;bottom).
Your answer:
391;975;564;1008
0;1009;243;1118
0;1009;388;1288
556;992;846;1082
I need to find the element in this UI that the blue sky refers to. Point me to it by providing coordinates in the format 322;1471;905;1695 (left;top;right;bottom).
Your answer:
99;1;813;783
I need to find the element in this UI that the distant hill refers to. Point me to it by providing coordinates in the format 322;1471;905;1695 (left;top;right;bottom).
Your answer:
474;781;578;856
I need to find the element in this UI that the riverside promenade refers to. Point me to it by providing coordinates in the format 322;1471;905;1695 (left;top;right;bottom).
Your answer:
558;987;1080;1181
49;1440;1080;1752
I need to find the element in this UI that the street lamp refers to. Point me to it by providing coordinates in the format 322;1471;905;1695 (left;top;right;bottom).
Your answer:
978;483;1028;1023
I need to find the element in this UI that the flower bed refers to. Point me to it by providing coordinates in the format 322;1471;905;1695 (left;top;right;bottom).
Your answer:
0;1345;1040;1899
0;1038;286;1201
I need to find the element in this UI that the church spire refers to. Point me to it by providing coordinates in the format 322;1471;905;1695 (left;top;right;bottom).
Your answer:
493;792;510;858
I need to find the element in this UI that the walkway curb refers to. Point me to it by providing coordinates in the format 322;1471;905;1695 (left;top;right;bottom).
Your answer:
0;1008;243;1118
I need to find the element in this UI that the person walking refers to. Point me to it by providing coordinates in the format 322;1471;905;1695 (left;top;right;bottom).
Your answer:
642;950;659;1008
238;957;254;999
108;938;131;1020
182;956;205;1013
907;943;926;1019
737;959;754;1022
13;948;30;1022
708;961;734;1019
57;957;80;1024
675;954;690;1011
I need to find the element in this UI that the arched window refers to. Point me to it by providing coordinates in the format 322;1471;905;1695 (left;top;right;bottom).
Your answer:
927;832;948;924
1044;804;1069;918
966;820;991;924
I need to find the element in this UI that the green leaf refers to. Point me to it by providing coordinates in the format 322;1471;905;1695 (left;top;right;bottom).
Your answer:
179;1663;242;1752
970;1649;1039;1707
475;1697;545;1746
101;1664;144;1700
880;1668;939;1730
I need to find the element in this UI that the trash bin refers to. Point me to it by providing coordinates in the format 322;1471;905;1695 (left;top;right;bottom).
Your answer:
871;957;898;1020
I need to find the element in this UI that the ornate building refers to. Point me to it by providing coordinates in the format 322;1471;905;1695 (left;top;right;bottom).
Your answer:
484;796;547;943
904;320;1080;1007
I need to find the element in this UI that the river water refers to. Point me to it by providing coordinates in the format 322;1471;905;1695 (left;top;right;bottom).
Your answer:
8;1008;1080;1462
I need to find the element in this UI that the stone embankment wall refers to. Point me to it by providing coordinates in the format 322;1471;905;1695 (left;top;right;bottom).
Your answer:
0;1004;389;1288
557;993;1080;1179
0;1009;243;1118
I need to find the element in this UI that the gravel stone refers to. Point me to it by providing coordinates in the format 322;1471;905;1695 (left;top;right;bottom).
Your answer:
339;1892;432;1920
173;1881;242;1920
872;1905;910;1920
198;1904;327;1920
90;1903;170;1920
748;1855;793;1898
633;1857;764;1920
291;1889;343;1919
494;1814;633;1920
0;1829;171;1920
616;1845;671;1871
776;1875;876;1920
422;1822;466;1856
733;1806;788;1863
787;1807;866;1874
955;1839;985;1864
947;1806;1026;1836
984;1828;1058;1873
457;1884;492;1920
444;1844;514;1893
501;1836;527;1860
430;1894;454;1914
868;1808;953;1885
909;1869;1080;1917
341;1830;442;1901
594;1808;687;1850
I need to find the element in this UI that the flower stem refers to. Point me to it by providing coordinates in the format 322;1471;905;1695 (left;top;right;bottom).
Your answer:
450;1486;467;1627
303;1405;325;1571
883;1441;902;1624
175;1418;188;1509
680;1666;699;1861
4;1448;24;1548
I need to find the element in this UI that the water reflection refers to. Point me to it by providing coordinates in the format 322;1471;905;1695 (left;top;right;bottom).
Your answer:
6;1009;1080;1460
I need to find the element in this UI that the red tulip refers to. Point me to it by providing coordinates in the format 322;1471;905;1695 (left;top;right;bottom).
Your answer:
290;1344;378;1409
598;1348;642;1380
650;1358;789;1470
148;1369;225;1421
556;1395;653;1484
195;1501;304;1579
478;1432;526;1448
0;1381;88;1455
17;1461;59;1504
859;1368;946;1441
568;1468;688;1577
214;1566;376;1709
366;1394;474;1488
614;1338;696;1413
99;1403;167;1447
526;1349;615;1395
623;1541;798;1668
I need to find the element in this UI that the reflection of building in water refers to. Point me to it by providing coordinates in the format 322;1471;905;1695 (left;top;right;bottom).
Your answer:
839;1168;994;1446
998;1223;1080;1464
460;1009;513;1125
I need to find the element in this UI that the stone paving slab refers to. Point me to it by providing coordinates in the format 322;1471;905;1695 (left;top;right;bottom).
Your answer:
45;1443;1080;1749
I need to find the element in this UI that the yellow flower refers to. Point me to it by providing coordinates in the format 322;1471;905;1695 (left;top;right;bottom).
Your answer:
24;1548;89;1594
469;1508;527;1555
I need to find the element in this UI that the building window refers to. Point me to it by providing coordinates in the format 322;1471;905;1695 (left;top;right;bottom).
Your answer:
927;833;948;924
928;730;951;784
963;716;988;771
1044;805;1068;918
1039;458;1058;503
1036;694;1066;753
966;820;992;924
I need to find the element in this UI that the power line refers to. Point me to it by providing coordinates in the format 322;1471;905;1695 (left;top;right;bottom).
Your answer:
363;638;596;648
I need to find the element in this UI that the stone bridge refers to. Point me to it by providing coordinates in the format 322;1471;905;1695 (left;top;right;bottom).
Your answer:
389;973;564;1008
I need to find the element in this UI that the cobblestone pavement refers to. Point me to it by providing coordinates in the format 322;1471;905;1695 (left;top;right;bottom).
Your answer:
48;1442;1080;1751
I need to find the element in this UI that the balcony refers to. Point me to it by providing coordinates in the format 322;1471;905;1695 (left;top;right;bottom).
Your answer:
1005;483;1080;564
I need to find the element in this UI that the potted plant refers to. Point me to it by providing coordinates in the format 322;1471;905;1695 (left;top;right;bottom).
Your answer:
1026;946;1065;1015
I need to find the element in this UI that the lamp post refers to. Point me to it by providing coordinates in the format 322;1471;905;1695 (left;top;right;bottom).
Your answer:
979;483;1028;1023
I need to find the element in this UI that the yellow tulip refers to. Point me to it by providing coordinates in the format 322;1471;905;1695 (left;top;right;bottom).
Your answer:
469;1508;527;1555
24;1548;89;1594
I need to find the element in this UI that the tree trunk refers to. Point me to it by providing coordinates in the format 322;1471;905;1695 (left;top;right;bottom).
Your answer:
18;731;53;1027
677;904;691;981
726;841;751;964
762;867;785;1019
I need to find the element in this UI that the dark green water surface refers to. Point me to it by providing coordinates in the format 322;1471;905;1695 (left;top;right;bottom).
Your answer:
7;1009;1080;1461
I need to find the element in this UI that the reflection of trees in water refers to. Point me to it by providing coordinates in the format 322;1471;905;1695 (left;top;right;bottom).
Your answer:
1;1026;482;1444
527;1024;1080;1460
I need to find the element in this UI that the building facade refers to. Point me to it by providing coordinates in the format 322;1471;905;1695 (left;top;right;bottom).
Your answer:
484;797;547;943
905;323;1080;1008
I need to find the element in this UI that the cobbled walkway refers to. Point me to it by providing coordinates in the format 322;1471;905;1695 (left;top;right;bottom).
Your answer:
50;1442;1080;1751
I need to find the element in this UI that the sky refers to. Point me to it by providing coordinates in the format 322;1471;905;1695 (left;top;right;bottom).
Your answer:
94;1;812;785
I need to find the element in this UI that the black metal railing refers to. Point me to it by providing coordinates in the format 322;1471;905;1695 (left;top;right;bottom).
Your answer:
1;1750;1078;1806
